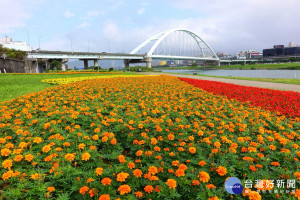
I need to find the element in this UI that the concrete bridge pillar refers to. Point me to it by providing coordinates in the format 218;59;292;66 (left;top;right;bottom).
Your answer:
94;59;98;67
61;58;69;71
84;59;88;69
124;59;130;68
146;57;152;68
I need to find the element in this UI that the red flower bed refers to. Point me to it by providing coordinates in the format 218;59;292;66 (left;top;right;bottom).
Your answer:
179;78;300;117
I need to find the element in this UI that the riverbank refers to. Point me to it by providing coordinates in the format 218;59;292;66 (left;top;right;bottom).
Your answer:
155;63;300;70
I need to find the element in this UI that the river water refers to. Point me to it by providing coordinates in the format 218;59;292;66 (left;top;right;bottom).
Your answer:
160;70;300;79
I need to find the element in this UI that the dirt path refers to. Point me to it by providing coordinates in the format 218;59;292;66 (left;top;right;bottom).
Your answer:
144;72;300;93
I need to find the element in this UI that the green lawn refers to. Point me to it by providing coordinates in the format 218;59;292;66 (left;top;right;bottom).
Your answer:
0;72;134;102
194;74;300;85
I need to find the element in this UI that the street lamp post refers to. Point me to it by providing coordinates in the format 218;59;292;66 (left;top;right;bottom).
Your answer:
22;29;30;50
67;35;73;53
38;36;42;50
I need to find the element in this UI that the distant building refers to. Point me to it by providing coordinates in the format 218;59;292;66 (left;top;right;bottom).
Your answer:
0;37;32;51
288;41;296;47
235;50;262;59
263;44;300;57
216;52;232;59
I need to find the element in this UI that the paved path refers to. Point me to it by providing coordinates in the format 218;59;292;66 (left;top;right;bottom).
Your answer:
143;72;300;93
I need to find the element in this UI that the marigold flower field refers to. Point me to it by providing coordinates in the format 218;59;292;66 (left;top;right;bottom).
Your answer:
0;75;299;199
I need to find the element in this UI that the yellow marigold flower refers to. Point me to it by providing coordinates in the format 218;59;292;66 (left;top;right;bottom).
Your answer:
95;167;103;176
78;143;85;150
81;152;91;161
33;137;43;144
166;179;177;189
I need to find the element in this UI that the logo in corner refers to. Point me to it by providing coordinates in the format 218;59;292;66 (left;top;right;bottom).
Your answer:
225;177;243;194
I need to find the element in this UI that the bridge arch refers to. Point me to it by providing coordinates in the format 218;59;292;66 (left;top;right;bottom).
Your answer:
130;28;219;60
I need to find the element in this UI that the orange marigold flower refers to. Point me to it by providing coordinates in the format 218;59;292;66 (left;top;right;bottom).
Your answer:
1;148;11;156
81;152;91;161
144;185;153;193
31;173;42;180
294;189;300;199
248;190;261;200
2;159;13;169
192;180;200;186
65;153;76;162
42;145;51;153
148;166;158;175
198;160;207;166
249;165;257;172
78;143;85;150
206;184;216;189
188;147;196;154
98;194;110;200
33;137;43;144
47;187;55;192
95;167;103;176
13;155;23;162
208;196;219;200
118;155;126;163
198;171;210;183
127;162;135;169
135;191;143;198
216;166;227;176
271;162;280;167
2;170;14;181
118;184;131;195
116;172;129;182
110;138;117;145
166;179;177;189
178;164;188;171
294;172;300;180
79;186;89;195
101;177;112;186
133;169;143;178
175;169;185;177
269;145;276;150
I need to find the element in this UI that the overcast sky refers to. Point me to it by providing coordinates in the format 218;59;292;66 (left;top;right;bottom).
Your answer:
1;0;300;55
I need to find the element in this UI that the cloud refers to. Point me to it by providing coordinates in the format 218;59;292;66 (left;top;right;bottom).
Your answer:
137;8;145;15
63;10;75;18
102;23;120;40
77;22;90;28
0;1;31;33
163;0;300;53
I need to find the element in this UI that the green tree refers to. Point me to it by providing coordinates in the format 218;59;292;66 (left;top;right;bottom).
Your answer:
50;60;62;70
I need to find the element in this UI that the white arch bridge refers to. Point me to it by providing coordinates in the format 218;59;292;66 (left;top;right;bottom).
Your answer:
27;28;220;69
